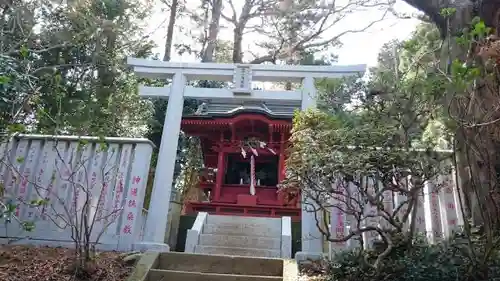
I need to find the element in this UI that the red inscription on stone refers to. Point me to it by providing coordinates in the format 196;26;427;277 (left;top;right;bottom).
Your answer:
131;188;138;197
127;212;134;221
128;199;136;208
123;225;132;234
132;176;141;184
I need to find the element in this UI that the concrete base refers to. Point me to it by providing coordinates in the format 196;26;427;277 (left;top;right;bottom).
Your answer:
195;245;281;258
200;233;280;249
128;246;299;281
145;252;286;281
158;252;284;276
294;251;327;263
148;269;282;281
133;241;170;252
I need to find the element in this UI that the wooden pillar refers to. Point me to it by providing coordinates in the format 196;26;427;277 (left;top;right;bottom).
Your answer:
268;125;273;143
278;132;286;183
214;149;225;201
230;123;235;142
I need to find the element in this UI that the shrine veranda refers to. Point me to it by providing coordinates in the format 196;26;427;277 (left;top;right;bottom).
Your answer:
0;59;464;257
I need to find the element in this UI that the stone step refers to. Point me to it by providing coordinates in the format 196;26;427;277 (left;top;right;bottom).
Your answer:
157;252;283;276
148;269;282;281
195;245;281;258
203;223;281;237
199;233;281;249
207;214;281;227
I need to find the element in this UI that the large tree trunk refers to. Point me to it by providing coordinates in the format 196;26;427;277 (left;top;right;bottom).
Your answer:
231;0;252;63
202;0;222;63
232;25;244;63
163;0;179;62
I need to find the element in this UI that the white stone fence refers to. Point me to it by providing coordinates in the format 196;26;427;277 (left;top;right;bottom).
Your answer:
0;134;154;251
324;171;464;257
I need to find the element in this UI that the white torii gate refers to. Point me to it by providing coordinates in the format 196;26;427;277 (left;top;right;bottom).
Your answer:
127;57;366;255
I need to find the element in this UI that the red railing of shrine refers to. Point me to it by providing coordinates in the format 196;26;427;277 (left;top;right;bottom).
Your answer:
185;201;301;221
217;184;279;205
196;183;300;207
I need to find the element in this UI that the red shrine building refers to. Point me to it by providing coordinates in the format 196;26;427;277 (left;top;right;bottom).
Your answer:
181;101;300;221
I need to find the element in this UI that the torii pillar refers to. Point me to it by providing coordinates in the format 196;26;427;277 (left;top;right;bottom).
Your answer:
127;57;366;255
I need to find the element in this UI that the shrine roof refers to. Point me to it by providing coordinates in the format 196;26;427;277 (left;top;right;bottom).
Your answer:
183;101;296;120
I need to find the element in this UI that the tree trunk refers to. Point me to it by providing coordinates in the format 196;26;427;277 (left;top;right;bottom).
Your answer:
94;20;118;135
231;0;252;64
163;0;179;62
202;0;222;63
232;26;244;63
404;0;499;36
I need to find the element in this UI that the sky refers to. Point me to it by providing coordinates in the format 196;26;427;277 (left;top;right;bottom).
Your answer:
146;0;423;67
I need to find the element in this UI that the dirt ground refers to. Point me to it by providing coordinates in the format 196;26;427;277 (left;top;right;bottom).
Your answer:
298;259;329;281
0;245;133;281
0;244;329;281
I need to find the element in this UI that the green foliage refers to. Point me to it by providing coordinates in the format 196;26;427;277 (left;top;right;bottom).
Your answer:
31;1;155;137
440;7;456;18
289;44;450;173
450;18;493;95
326;232;500;281
289;107;447;187
0;199;36;233
0;55;35;131
369;23;452;149
0;1;156;137
316;76;360;115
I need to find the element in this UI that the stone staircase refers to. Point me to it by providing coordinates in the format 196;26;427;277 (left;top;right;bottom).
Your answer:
128;251;297;281
185;213;291;258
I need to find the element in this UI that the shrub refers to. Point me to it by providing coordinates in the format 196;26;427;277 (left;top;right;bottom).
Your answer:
327;231;500;281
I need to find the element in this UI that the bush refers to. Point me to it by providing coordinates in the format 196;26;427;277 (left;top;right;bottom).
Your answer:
326;232;500;281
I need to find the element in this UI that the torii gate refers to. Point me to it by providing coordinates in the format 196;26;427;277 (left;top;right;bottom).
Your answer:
127;57;366;255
